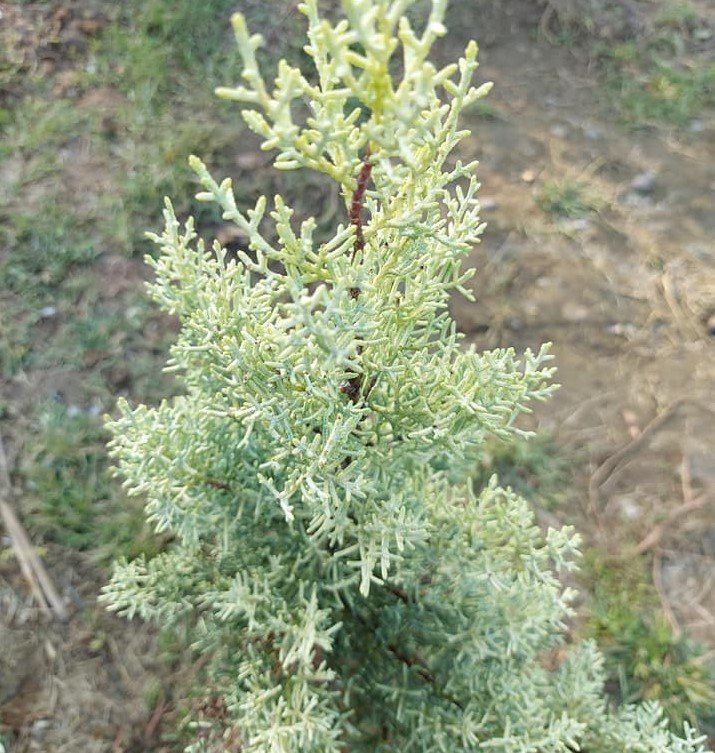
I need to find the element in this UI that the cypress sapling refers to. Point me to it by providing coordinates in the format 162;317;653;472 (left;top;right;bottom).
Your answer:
102;2;711;751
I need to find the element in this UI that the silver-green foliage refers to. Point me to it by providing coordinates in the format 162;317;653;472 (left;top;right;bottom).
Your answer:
102;2;710;751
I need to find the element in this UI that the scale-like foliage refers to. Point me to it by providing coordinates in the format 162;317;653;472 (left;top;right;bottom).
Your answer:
102;2;710;751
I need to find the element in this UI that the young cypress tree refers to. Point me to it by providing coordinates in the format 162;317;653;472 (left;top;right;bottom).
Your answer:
102;2;710;751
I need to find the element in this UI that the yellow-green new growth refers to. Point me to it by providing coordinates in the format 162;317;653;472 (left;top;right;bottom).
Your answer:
215;1;490;198
102;2;711;752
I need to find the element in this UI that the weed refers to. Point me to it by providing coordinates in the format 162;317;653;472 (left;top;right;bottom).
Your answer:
21;402;160;562
473;434;567;508
3;98;83;157
0;204;101;376
593;2;714;127
536;178;602;218
0;205;99;294
604;59;715;127
607;41;639;63
655;3;709;37
0;296;39;379
0;0;251;380
546;0;714;127
466;98;505;121
104;119;226;255
583;551;715;730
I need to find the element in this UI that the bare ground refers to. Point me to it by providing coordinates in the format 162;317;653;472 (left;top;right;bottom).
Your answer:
448;0;715;645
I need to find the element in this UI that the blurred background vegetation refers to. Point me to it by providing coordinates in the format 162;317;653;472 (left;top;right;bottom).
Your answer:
1;0;713;750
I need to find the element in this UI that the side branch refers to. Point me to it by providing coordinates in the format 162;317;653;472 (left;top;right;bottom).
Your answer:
339;589;465;713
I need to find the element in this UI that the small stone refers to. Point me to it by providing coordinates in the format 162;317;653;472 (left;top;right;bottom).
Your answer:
620;192;645;209
524;302;539;318
608;322;637;338
561;218;591;233
561;302;589;322
630;171;657;195
613;495;642;520
583;125;601;141
521;169;537;184
550;124;567;139
683;242;714;263
39;305;57;318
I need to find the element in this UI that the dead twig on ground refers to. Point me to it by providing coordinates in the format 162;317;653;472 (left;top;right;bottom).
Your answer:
636;495;707;555
636;453;708;555
106;634;133;687
638;438;711;643
0;497;49;617
144;696;170;746
661;268;702;341
689;600;715;629
538;2;557;45
0;431;68;621
652;550;682;641
112;727;126;753
588;400;684;510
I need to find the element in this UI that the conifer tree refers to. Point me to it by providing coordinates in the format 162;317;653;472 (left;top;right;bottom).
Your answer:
102;2;710;751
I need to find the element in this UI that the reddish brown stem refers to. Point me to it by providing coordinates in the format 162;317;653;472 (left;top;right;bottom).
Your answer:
385;582;409;603
349;148;373;260
204;477;233;492
387;639;464;711
340;590;465;713
144;698;169;746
